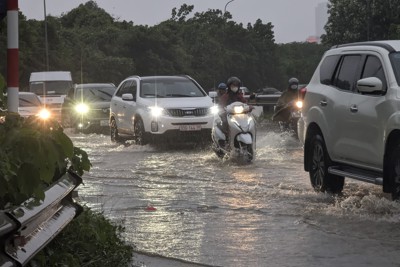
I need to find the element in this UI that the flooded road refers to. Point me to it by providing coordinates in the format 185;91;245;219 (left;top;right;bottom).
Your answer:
68;123;400;267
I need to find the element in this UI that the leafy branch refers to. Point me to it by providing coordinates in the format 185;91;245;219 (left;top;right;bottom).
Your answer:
0;112;91;208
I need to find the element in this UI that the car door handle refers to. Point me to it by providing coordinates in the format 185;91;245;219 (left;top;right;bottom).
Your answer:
320;100;327;107
350;105;358;113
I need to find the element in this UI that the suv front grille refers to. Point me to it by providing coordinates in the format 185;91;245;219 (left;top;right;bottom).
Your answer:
167;108;209;117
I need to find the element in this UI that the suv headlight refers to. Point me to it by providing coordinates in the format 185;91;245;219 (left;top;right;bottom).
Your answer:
210;105;219;115
149;106;164;117
75;103;89;114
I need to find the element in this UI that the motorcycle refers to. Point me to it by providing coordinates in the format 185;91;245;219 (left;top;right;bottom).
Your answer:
212;101;256;162
272;99;303;136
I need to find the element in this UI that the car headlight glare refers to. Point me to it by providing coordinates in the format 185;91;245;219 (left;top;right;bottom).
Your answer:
75;103;89;114
37;108;51;120
210;105;219;115
295;100;303;109
149;106;164;117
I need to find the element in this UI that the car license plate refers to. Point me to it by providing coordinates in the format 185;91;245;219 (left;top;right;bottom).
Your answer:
179;125;201;131
100;120;109;126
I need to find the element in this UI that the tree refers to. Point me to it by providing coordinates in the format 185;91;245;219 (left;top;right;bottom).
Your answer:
323;0;400;45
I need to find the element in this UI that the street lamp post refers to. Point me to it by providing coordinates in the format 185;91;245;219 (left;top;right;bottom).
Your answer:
44;0;49;70
224;0;235;15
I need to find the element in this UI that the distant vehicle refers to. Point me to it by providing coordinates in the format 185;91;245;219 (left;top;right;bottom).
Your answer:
246;87;282;112
257;87;282;95
110;75;216;145
29;71;73;121
240;86;251;95
61;83;116;133
18;92;51;120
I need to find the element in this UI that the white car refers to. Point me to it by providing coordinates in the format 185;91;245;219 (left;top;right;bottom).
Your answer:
298;40;400;200
18;92;50;119
110;75;216;145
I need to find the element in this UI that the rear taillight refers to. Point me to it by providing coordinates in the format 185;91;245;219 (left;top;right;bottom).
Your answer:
299;87;307;99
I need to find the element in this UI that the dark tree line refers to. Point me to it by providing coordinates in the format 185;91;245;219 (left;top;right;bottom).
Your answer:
1;1;327;93
322;0;400;45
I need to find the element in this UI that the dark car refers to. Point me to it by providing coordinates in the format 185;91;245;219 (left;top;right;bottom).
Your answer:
61;83;116;133
248;87;282;112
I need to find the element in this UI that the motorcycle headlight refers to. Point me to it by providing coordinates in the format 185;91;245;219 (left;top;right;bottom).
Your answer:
295;100;303;109
233;106;244;114
75;103;89;114
149;106;164;117
37;108;51;120
210;105;219;115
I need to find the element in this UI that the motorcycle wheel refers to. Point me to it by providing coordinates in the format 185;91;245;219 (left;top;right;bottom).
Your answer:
241;143;253;163
213;140;226;158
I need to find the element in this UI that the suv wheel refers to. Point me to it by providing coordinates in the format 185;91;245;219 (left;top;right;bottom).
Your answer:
309;134;344;194
389;144;400;200
110;119;121;143
134;119;148;145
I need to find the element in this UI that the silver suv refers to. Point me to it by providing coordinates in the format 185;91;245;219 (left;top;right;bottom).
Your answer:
298;41;400;200
109;75;215;145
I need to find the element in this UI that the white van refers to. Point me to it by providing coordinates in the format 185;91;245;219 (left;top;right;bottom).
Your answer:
29;71;73;121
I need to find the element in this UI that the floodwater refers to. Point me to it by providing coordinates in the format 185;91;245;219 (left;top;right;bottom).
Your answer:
68;123;400;267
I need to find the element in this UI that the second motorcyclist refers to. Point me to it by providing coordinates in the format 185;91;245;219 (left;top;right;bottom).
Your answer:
272;77;299;122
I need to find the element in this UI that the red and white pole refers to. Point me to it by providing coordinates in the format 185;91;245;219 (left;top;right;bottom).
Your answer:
7;0;18;113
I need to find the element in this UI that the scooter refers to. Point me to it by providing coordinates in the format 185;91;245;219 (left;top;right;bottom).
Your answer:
272;99;303;136
212;102;256;162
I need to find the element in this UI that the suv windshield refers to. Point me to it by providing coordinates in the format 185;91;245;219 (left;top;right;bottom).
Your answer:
75;86;115;102
140;78;205;98
30;81;73;96
390;52;400;85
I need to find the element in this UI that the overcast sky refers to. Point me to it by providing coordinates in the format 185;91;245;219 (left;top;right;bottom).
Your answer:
18;0;328;43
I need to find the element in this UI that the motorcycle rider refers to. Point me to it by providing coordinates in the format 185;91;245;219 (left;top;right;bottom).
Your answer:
217;77;248;145
272;77;299;122
219;77;247;107
217;82;227;98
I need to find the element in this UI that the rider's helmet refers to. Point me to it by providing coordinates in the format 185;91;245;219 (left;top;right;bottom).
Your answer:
227;77;241;93
288;77;299;90
218;82;227;90
217;82;227;96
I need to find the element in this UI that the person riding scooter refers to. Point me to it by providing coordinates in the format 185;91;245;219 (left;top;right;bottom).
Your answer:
272;77;299;122
219;77;247;107
217;82;227;98
218;77;248;136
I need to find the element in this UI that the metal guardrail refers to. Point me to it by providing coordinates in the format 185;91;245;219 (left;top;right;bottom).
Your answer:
0;171;82;267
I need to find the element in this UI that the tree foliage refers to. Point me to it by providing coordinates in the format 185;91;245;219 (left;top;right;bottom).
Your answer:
323;0;400;45
0;1;324;92
0;113;91;208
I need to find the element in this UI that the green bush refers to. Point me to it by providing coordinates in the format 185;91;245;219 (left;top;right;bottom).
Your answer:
0;112;91;208
29;207;135;267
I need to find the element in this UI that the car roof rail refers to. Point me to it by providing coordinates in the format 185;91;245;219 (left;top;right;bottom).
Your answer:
331;41;396;52
126;75;141;80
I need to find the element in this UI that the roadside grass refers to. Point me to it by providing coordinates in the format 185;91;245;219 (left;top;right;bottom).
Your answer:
29;206;136;267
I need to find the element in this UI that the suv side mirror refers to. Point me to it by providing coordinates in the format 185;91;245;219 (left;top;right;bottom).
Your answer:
122;93;134;101
209;91;217;98
357;77;383;93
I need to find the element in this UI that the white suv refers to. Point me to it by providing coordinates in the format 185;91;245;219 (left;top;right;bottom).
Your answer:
110;75;216;145
298;41;400;200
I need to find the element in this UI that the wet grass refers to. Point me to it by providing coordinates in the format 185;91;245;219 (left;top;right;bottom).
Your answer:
29;207;136;267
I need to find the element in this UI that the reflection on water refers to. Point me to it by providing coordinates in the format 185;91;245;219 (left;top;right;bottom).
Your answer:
69;125;400;267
